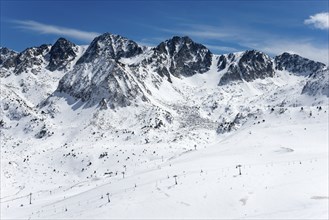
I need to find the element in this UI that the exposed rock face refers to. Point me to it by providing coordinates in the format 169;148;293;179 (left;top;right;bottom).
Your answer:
217;53;236;72
76;33;143;64
57;33;147;108
1;40;80;76
144;36;212;82
57;35;213;107
302;68;329;97
47;38;78;71
218;50;274;85
13;44;51;75
0;47;18;69
274;52;326;76
3;32;328;110
57;58;148;108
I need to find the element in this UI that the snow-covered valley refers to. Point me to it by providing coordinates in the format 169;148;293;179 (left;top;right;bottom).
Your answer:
0;34;328;219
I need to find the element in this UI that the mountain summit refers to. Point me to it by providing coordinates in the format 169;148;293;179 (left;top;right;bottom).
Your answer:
76;33;143;64
274;52;326;76
47;38;79;71
152;36;212;78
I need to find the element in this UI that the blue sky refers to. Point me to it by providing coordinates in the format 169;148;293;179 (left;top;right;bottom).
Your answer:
1;0;328;63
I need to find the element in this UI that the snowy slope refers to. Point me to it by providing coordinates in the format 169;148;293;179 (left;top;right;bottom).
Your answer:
1;84;328;219
1;33;328;219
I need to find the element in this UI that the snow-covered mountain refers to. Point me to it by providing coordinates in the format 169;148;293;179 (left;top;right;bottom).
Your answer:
0;47;18;69
1;33;328;219
56;33;147;107
146;36;212;79
274;52;326;76
47;38;79;71
217;50;274;85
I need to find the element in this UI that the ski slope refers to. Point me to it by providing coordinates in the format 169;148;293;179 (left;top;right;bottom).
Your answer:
1;103;328;219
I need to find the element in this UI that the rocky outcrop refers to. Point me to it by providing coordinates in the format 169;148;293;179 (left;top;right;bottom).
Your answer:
76;33;143;64
218;50;274;85
57;57;148;108
0;47;18;69
143;36;212;82
274;52;325;76
12;44;51;75
57;33;148;108
47;38;78;71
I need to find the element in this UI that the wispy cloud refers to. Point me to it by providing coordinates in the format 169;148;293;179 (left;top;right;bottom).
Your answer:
136;37;167;47
153;23;328;65
13;20;100;42
258;40;329;65
304;12;329;30
204;44;239;53
135;41;155;48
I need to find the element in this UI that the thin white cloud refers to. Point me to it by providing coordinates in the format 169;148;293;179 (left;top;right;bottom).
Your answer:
136;37;167;47
154;23;328;65
304;12;329;30
259;40;329;65
13;20;100;42
204;44;238;53
135;41;155;48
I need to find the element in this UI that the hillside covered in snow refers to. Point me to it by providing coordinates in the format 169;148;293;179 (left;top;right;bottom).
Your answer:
0;33;328;219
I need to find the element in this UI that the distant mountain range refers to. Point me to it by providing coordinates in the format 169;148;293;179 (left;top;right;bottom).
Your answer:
1;33;327;108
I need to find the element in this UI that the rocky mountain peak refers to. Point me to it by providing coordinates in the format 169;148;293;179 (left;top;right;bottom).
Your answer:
0;47;18;69
148;36;212;80
47;38;78;71
76;33;143;65
155;36;195;56
218;50;274;85
56;33;147;108
274;52;326;76
0;47;17;61
13;44;51;75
